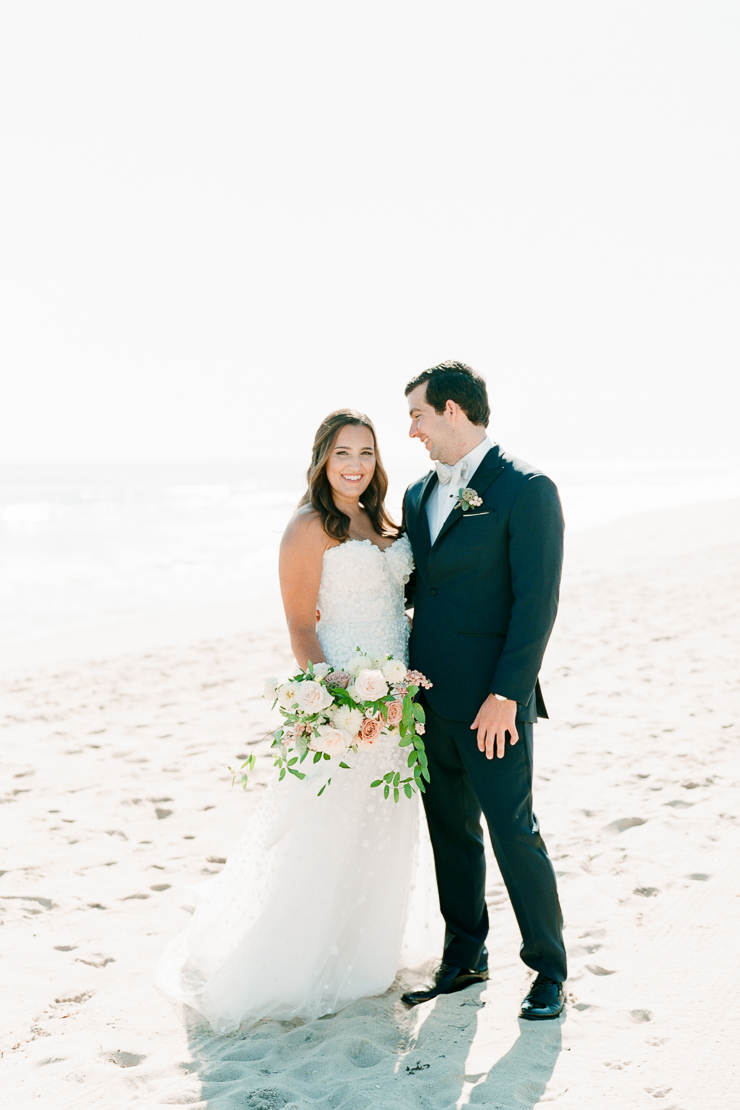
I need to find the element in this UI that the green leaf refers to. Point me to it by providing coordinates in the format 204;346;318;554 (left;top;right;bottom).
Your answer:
422;766;431;783
339;761;350;769
287;757;298;766
384;772;394;783
383;784;390;800
393;787;399;803
289;769;306;780
398;734;413;747
404;783;413;799
407;750;417;768
313;751;322;763
323;752;331;761
393;771;401;787
317;782;327;797
407;684;419;696
412;703;426;723
417;779;426;794
370;779;383;788
279;767;286;781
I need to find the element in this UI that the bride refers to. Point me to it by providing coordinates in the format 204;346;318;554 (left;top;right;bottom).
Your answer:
156;409;439;1032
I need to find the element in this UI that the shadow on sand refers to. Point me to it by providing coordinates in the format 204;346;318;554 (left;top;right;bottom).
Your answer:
172;979;563;1110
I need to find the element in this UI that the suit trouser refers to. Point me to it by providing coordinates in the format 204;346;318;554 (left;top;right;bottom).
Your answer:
420;699;567;984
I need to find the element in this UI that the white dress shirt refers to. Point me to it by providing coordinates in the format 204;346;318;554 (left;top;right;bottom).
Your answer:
426;436;494;544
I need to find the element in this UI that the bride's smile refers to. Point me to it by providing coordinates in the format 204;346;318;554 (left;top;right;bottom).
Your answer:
325;424;376;504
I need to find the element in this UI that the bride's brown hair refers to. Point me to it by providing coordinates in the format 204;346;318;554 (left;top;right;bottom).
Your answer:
299;410;398;542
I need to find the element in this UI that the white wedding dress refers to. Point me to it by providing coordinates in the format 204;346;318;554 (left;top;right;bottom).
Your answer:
156;534;440;1033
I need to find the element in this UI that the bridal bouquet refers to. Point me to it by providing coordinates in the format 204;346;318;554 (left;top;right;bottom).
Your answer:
233;650;432;802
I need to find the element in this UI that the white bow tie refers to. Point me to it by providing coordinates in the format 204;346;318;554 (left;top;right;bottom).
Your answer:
435;456;471;487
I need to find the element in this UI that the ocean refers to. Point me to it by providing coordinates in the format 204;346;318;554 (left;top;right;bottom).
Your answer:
1;461;738;652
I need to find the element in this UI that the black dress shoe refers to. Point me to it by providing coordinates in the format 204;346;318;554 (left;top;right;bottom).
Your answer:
401;962;489;1006
519;974;565;1020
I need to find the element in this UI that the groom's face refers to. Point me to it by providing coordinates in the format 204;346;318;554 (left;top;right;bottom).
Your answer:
407;384;455;463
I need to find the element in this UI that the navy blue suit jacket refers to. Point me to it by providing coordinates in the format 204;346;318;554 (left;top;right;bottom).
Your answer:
403;445;564;723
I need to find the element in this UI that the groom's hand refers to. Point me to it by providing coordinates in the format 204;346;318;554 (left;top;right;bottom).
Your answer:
471;695;519;760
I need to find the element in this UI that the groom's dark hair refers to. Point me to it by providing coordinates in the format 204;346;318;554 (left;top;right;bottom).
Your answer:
405;360;490;427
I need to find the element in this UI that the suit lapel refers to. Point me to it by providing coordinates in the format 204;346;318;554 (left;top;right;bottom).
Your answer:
431;446;505;550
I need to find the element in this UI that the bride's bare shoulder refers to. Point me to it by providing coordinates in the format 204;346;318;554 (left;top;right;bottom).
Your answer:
281;506;335;553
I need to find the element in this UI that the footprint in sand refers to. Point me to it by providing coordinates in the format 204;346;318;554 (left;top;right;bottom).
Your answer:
100;1050;146;1068
76;955;115;968
605;817;647;833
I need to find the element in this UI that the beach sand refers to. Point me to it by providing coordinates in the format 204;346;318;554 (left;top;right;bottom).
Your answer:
1;498;738;1109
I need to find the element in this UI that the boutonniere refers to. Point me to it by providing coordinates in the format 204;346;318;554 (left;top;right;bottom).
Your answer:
454;487;483;512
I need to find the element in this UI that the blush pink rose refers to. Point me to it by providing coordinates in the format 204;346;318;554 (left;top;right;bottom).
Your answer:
385;699;403;725
357;716;383;750
354;668;389;701
293;680;333;714
328;671;351;689
311;725;351;755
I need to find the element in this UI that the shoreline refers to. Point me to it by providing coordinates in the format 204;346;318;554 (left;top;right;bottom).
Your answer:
2;495;738;677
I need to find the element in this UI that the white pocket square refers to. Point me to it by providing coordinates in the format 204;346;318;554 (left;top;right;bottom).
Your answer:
463;511;490;517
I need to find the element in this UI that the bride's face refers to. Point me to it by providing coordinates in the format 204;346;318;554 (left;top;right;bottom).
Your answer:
325;424;376;502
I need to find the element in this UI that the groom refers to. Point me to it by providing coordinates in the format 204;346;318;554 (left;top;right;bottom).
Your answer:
401;361;567;1020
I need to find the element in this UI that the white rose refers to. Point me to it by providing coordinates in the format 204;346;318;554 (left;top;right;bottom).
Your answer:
264;676;280;699
293;680;333;715
381;658;407;683
312;726;351;755
278;683;300;710
354;668;389;701
311;662;331;679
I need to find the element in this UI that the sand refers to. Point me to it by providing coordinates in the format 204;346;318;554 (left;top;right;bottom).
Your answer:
1;498;738;1109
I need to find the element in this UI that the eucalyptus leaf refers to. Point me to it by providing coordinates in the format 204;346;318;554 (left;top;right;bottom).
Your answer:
404;783;413;799
393;788;399;803
370;779;383;788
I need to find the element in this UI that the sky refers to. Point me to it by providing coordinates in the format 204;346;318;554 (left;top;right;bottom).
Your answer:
1;1;738;479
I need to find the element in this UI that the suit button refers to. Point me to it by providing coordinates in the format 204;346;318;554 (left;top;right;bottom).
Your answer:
429;587;438;596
